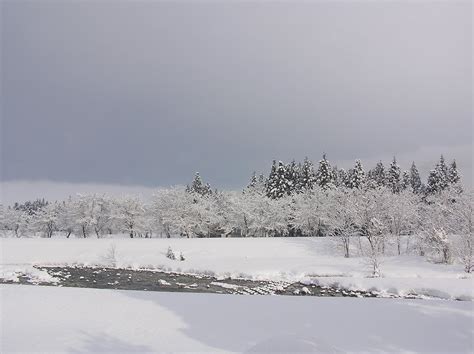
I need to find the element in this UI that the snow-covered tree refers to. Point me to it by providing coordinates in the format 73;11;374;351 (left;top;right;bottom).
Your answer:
266;161;290;199
427;155;449;194
292;188;326;237
385;189;419;255
348;160;366;189
386;157;401;193
299;157;316;191
245;173;266;196
152;187;193;238
91;195;113;238
431;188;473;271
56;197;76;238
426;228;452;264
401;171;410;191
71;194;95;238
114;196;146;238
34;202;61;238
369;161;386;188
409;162;423;194
334;167;348;188
247;172;258;191
316;154;334;190
13;198;48;216
186;172;212;196
349;187;389;276
325;188;356;257
285;160;300;195
0;206;30;237
447;160;461;185
420;189;455;263
450;190;473;273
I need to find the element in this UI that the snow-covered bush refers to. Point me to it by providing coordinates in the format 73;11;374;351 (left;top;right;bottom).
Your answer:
166;246;176;260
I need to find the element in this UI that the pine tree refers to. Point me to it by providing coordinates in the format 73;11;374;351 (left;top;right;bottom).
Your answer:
427;155;449;194
247;172;258;191
258;173;267;193
439;155;448;176
266;160;278;197
203;183;213;195
294;162;304;192
387;157;401;193
401;171;410;190
332;166;342;188
409;162;422;194
285;160;299;194
192;172;204;193
345;168;354;188
187;172;212;196
337;168;349;188
426;169;439;194
349;160;365;189
370;161;386;187
299;157;316;191
448;160;460;185
316;154;334;189
246;172;266;195
266;161;289;199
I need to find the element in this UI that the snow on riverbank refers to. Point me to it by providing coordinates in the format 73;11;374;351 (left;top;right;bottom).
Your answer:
1;284;473;353
1;237;472;300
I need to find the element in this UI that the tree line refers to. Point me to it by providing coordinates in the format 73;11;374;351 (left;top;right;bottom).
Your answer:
255;154;459;198
0;155;471;274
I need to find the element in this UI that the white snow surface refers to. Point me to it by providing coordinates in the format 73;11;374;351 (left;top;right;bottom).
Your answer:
1;237;473;300
1;284;473;353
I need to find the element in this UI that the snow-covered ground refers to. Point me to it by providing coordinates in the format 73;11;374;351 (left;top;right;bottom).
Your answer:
1;284;473;353
1;237;472;300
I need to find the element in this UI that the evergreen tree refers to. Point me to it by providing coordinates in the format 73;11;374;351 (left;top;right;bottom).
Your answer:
337;168;349;188
448;160;460;185
258;173;267;192
427;155;449;194
285;160;299;194
247;172;258;191
294;162;304;192
316;154;334;189
246;172;266;195
409;162;422;194
332;166;343;188
436;155;449;190
349;160;365;189
266;160;277;197
266;161;289;199
187;172;212;196
299;157;316;191
370;161;386;187
401;171;410;190
345;168;354;188
427;169;439;194
387;157;401;193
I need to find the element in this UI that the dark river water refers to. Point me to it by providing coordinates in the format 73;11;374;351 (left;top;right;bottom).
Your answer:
0;265;412;298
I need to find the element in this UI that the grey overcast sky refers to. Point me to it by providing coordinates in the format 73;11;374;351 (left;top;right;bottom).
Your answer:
1;0;472;196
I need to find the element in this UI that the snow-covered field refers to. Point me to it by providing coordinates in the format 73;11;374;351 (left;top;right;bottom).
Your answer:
1;284;472;353
1;236;472;300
